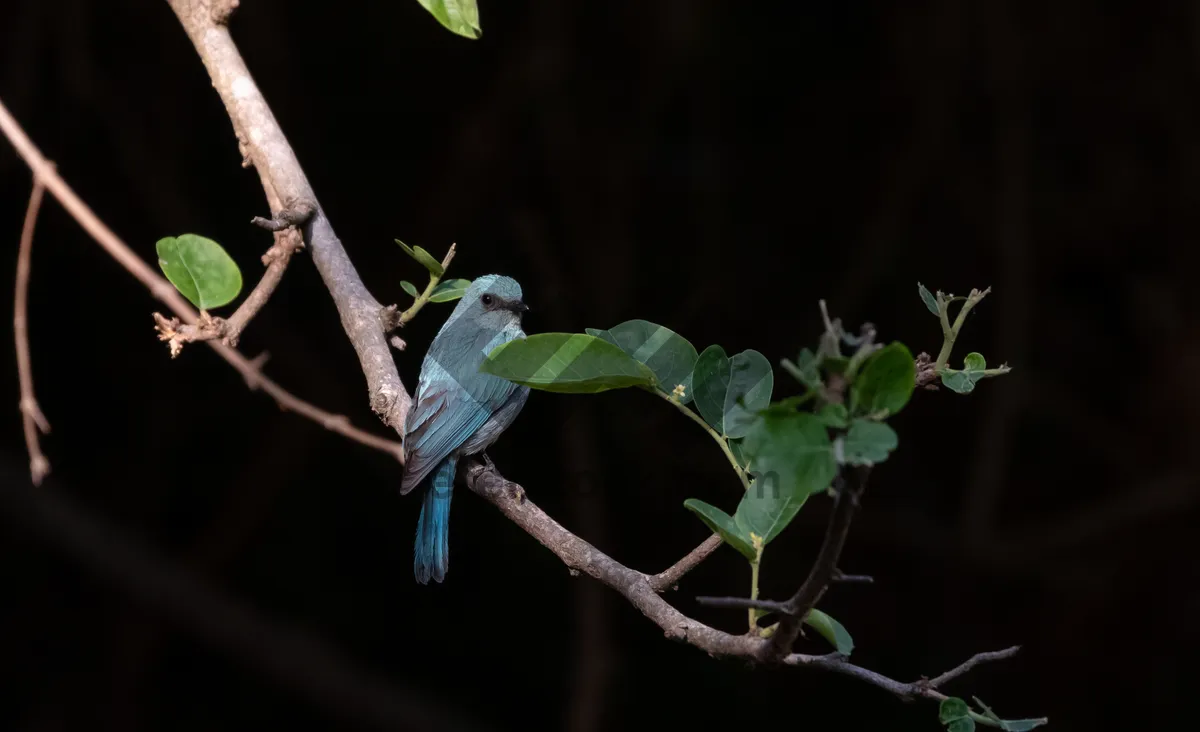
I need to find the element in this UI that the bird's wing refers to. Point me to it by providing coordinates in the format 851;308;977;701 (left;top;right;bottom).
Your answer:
400;362;519;494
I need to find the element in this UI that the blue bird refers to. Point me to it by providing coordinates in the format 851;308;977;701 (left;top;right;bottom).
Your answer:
401;275;530;584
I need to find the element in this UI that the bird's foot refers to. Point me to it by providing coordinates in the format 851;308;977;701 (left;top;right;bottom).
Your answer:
479;452;497;473
507;482;526;504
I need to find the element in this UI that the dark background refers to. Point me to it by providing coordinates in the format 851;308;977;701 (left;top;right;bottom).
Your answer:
1;1;1195;730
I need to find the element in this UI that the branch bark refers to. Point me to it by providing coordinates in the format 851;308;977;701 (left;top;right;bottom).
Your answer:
13;174;51;485
0;98;404;464
165;0;411;432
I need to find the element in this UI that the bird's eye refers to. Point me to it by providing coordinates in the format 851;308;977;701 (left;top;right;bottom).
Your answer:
481;294;494;307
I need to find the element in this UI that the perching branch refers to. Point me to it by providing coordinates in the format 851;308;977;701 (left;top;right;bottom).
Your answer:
165;0;412;433
0;98;404;464
649;534;723;592
13;173;51;485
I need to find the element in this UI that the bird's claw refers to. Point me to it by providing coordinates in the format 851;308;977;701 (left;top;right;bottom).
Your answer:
479;452;497;472
507;482;526;504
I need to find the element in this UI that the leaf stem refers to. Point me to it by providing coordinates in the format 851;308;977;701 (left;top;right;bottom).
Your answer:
933;287;991;372
652;389;752;492
396;243;457;326
748;535;764;632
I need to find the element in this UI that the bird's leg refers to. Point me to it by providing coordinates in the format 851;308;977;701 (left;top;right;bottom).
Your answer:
479;451;496;472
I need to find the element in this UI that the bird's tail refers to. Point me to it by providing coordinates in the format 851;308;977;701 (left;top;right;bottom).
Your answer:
414;456;457;584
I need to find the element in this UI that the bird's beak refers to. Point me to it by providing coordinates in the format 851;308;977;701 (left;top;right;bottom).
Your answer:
510;300;529;313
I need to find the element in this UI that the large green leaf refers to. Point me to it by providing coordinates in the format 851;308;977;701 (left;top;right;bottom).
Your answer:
586;320;698;404
940;352;988;394
741;412;837;500
683;499;754;560
733;476;809;545
429;278;472;303
803;608;854;655
480;333;655;393
723;350;774;438
156;234;242;310
840;419;898;466
414;0;481;39
691;346;775;436
851;342;915;417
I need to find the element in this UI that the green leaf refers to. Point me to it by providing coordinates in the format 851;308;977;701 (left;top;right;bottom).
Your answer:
683;499;754;560
724;350;774;438
972;697;1048;731
851;342;915;417
816;403;848;428
400;279;419;298
429;278;472;303
155;234;242;310
587;320;698;404
840;419;898;466
786;347;821;389
480;333;655;393
733;477;809;546
394;238;446;276
940;352;988;394
919;282;940;315
692;345;730;431
940;698;971;724
742;412;837;500
803;608;854;655
414;0;481;39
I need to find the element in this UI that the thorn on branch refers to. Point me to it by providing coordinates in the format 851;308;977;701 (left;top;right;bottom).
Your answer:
251;201;314;232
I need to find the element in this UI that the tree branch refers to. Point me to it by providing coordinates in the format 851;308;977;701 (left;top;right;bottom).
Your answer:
692;467;872;660
164;0;411;432
463;460;1025;724
13;173;51;485
0;97;404;464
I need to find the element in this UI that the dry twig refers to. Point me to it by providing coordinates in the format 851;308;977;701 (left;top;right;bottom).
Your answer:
13;174;51;485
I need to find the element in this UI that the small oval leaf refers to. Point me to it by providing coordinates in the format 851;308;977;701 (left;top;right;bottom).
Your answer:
724;350;774;438
918;282;940;316
480;333;655;393
400;280;420;298
733;477;809;546
852;342;915;417
803;608;854;655
415;0;482;39
940;698;972;724
841;419;899;466
692;345;731;431
429;278;472;303
940;351;989;394
683;498;754;560
412;245;445;277
156;234;242;310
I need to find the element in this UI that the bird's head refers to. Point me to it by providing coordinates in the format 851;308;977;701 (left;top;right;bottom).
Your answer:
455;274;528;331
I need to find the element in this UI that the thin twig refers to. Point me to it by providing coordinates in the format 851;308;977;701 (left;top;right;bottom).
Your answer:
13;174;51;485
649;534;723;591
924;646;1023;689
388;243;458;329
0;98;404;464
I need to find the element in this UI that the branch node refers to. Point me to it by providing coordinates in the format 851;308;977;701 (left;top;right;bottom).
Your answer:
252;201;315;232
210;0;240;25
389;335;407;351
